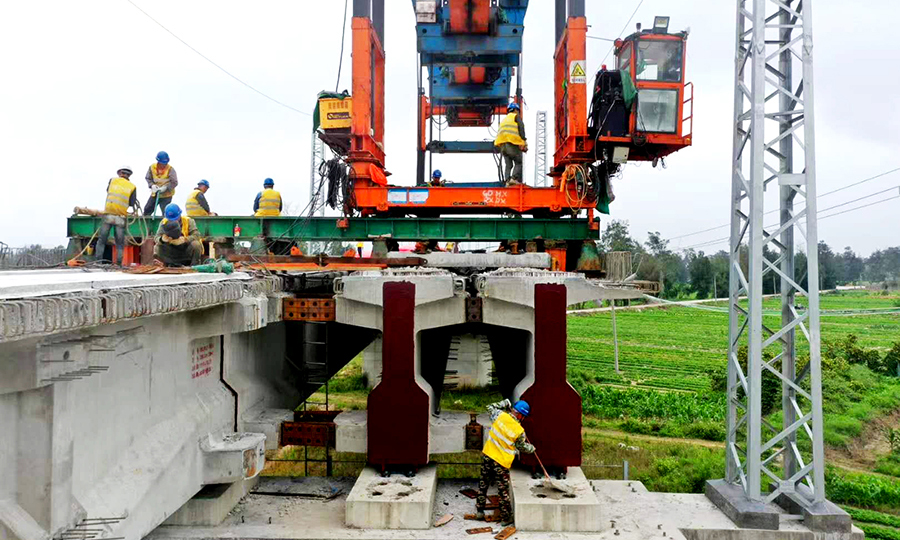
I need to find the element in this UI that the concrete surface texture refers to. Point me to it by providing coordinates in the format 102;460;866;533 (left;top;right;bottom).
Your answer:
385;252;552;269
0;277;291;540
163;477;259;527
333;411;490;455
345;466;438;530
510;467;601;532
363;333;492;389
147;478;862;540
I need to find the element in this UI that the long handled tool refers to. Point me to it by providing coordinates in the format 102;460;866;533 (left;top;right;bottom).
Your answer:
525;436;573;495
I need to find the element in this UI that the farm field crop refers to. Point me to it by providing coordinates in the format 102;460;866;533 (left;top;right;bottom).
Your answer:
568;291;900;393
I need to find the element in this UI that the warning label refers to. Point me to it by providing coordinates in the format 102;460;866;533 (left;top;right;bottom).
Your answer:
569;60;587;84
191;337;216;381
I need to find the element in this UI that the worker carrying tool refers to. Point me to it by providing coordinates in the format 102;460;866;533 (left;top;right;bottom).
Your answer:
186;180;217;216
253;178;283;217
143;151;179;216
154;204;202;266
493;103;528;186
429;169;444;187
96;167;139;265
476;399;534;526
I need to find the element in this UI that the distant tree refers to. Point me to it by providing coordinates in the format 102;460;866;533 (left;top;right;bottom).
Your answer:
818;242;839;290
645;231;670;257
839;247;865;284
710;251;730;299
599;220;642;255
688;251;714;299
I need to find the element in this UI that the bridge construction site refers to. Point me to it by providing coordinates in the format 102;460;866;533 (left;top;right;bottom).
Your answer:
1;1;857;540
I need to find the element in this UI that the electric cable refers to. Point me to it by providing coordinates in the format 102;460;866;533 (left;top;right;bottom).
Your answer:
123;0;312;117
335;0;349;92
597;0;645;72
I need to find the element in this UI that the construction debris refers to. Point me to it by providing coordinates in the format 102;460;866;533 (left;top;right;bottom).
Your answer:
434;514;454;527
494;525;517;540
466;527;493;535
459;488;479;499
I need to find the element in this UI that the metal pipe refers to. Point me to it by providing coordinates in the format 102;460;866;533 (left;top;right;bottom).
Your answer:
372;0;384;45
353;0;369;18
568;0;585;17
555;0;567;44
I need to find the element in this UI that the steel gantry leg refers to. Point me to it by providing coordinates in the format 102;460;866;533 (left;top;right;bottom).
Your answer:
710;0;850;531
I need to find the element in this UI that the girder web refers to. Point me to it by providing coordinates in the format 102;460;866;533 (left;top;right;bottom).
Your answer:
726;0;825;506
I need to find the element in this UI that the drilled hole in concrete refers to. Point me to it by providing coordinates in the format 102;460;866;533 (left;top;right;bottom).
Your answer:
564;493;577;499
536;494;547;499
372;491;383;497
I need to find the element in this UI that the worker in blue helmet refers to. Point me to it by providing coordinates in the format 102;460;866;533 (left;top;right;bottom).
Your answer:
493;102;528;185
429;169;444;187
476;398;535;526
153;203;202;266
143;151;179;216
254;178;283;217
186;180;217;217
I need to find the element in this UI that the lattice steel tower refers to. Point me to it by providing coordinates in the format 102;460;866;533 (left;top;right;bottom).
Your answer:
534;110;548;187
309;133;326;216
712;0;841;525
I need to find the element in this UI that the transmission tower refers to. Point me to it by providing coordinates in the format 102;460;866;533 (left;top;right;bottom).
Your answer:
309;132;326;216
711;0;845;528
534;111;548;187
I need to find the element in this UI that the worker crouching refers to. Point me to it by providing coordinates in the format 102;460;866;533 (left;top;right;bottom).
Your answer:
477;399;534;526
154;204;202;266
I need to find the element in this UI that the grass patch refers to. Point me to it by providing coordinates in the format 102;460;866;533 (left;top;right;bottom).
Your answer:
826;467;900;510
844;506;900;527
859;524;900;540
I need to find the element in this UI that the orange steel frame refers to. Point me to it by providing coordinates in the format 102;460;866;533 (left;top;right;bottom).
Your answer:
554;16;592;170
349;16;387;183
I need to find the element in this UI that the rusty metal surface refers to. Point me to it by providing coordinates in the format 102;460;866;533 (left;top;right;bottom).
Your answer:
465;413;483;451
519;284;582;469
367;281;430;469
281;411;341;448
283;298;335;321
465;297;483;323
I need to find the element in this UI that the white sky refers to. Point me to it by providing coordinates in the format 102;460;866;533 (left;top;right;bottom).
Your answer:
1;1;897;255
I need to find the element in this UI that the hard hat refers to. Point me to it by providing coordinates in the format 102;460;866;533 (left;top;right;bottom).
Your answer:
508;102;520;112
117;167;133;176
513;400;530;417
197;179;210;188
263;178;275;187
433;169;442;178
156;151;170;164
164;203;182;220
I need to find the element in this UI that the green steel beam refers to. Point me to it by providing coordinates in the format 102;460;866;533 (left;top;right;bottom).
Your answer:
67;216;597;241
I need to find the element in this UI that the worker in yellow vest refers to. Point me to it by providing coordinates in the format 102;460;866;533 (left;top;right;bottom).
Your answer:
143;151;179;216
476;399;534;526
154;204;202;266
186;180;217;217
96;167;139;265
254;178;283;217
493;103;528;185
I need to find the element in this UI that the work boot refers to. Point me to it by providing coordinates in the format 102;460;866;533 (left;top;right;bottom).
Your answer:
474;511;485;520
501;518;514;527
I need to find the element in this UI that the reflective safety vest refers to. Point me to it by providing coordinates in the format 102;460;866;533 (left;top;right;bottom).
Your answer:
104;177;136;217
494;113;526;147
150;163;175;196
482;411;524;469
185;189;208;217
161;216;190;238
255;189;282;217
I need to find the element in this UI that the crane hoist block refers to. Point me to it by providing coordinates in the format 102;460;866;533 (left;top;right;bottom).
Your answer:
449;0;491;34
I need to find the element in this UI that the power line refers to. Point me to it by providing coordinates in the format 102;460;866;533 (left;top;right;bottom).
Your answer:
677;191;900;252
124;0;312;117
598;0;645;70
335;0;349;92
668;166;900;242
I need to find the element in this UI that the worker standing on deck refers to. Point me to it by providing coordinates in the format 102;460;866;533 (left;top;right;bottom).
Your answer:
476;399;534;526
96;167;139;265
154;204;202;266
186;180;217;217
253;178;282;217
494;103;528;185
430;169;444;187
143;151;178;216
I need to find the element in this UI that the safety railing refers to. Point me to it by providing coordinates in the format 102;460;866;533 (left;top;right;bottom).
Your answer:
681;82;694;139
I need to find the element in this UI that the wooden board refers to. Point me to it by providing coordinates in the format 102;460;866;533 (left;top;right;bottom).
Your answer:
466;527;493;535
459;488;479;499
434;514;454;528
495;526;517;540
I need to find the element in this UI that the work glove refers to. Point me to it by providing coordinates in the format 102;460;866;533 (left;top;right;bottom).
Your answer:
169;236;187;246
499;398;512;410
522;144;529;153
150;185;160;194
161;234;173;243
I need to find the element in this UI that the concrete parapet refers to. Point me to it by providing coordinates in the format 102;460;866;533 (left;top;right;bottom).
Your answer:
345;466;438;530
510;467;601;532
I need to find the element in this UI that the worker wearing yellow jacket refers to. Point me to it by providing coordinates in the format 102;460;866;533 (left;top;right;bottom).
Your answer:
493;103;528;185
186;180;217;217
97;168;139;265
143;151;179;216
254;178;283;217
154;204;202;266
476;399;534;526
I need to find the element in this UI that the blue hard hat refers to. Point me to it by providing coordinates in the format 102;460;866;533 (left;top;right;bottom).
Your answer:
197;179;210;188
164;203;182;220
433;170;442;178
156;151;169;164
508;102;520;112
513;400;530;417
263;178;274;187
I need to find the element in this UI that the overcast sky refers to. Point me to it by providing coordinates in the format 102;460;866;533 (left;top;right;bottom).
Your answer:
1;1;897;255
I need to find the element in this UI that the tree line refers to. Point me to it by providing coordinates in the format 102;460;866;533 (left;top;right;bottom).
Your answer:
600;220;900;299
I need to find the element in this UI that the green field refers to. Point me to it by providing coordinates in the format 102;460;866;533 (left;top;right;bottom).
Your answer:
568;291;900;393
